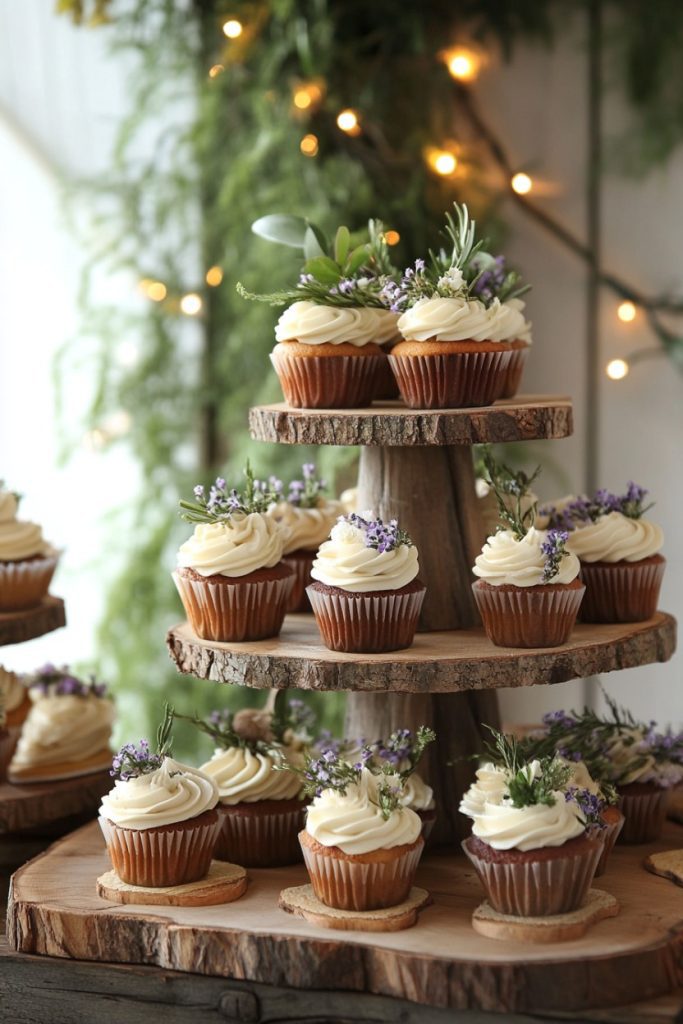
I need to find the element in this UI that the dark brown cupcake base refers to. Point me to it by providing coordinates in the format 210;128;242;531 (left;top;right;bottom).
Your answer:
173;563;294;642
472;579;585;648
307;579;426;653
578;555;665;623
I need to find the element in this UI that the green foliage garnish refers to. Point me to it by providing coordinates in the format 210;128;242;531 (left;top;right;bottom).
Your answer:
483;726;572;808
179;461;281;524
482;449;540;539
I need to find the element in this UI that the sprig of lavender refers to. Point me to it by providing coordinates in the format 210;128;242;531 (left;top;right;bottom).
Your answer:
270;691;317;744
565;786;607;828
282;749;406;819
541;529;570;583
345;512;413;553
483;450;540;539
544;482;654;530
28;664;108;699
179;462;282;524
373;726;435;780
178;708;278;756
110;703;174;781
285;463;327;508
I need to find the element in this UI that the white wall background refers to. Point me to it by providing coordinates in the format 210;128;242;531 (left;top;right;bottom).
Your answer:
0;3;680;728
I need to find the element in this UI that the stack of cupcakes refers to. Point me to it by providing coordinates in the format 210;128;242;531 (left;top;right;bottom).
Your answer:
0;483;60;611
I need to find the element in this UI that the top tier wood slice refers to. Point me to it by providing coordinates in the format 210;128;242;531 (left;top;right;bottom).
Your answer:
0;597;66;647
249;395;573;447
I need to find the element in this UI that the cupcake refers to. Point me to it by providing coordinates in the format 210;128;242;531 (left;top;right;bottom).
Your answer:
8;665;114;783
0;666;30;776
460;743;601;917
296;757;424;911
386;205;531;409
552;484;665;623
185;693;314;867
0;483;60;611
99;706;220;887
267;464;344;613
174;465;293;642
307;512;426;653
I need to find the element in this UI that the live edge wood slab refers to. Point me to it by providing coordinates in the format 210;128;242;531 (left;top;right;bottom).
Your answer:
7;820;683;1016
166;611;676;694
0;596;66;647
249;395;573;446
0;772;111;834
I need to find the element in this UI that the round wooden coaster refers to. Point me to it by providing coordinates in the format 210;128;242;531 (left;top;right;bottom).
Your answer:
472;888;619;943
97;861;247;907
279;884;431;932
644;849;683;888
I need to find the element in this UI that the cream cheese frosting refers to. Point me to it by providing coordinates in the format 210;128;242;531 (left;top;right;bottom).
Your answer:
0;667;27;714
472;527;580;587
177;512;285;577
0;487;51;562
397;296;532;344
100;756;218;829
269;499;345;555
605;729;656;786
306;767;421;854
373;308;401;346
275;301;389;347
459;763;509;818
199;746;303;804
10;693;114;772
400;771;435;812
310;518;419;592
565;511;663;563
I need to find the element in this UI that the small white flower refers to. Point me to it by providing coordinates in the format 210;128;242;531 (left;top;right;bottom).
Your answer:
437;266;465;293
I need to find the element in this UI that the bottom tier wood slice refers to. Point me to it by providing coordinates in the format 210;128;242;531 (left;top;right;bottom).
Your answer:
0;596;66;647
7;820;683;1015
0;774;111;835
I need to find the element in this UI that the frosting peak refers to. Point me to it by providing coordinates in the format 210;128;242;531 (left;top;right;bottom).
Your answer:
275;301;389;347
310;519;419;592
566;511;663;563
397;296;531;344
176;512;285;577
200;745;303;804
473;527;580;587
0;485;51;561
10;693;114;774
100;756;218;829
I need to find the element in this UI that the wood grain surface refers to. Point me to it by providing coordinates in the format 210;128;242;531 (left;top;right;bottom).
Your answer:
0;773;110;834
0;596;66;647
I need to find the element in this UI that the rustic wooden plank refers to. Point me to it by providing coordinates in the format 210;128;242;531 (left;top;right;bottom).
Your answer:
0;596;66;647
248;395;574;447
6;821;683;1016
166;612;677;694
0;773;110;834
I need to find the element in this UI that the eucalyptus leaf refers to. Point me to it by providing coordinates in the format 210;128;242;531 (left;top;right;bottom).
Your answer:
304;256;343;284
346;244;370;276
252;214;308;249
334;225;351;265
304;221;329;258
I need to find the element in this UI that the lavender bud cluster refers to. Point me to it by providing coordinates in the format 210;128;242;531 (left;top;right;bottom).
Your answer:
540;529;569;583
110;739;164;781
346;512;413;553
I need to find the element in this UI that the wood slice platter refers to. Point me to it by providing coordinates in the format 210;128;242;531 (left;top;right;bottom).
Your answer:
166;611;676;694
644;850;683;889
0;773;110;835
279;883;431;932
7;820;683;1015
472;889;620;943
249;394;573;446
0;597;66;647
96;862;247;906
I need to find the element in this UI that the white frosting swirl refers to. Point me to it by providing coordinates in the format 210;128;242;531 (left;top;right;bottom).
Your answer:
397;296;531;344
199;746;303;804
374;308;401;346
473;528;580;587
400;771;435;812
310;519;419;592
10;694;114;772
605;729;656;785
275;301;388;348
268;499;345;554
459;763;509;818
177;512;285;577
566;511;663;563
0;487;51;561
306;767;421;854
0;667;27;714
100;757;218;829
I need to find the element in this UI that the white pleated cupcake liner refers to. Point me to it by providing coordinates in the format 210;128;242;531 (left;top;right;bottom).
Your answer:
462;836;602;917
388;349;512;409
301;837;424;911
592;812;625;876
499;344;530;399
173;570;293;642
579;558;665;623
617;786;669;844
215;802;307;867
99;814;221;887
282;553;315;613
307;585;426;653
472;581;585;648
0;554;59;611
271;350;384;409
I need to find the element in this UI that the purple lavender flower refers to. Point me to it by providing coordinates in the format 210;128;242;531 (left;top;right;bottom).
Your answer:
346;512;413;553
540;529;569;583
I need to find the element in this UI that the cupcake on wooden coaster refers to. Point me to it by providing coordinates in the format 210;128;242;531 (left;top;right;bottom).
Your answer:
644;849;683;888
280;883;430;932
97;860;247;907
472;888;619;943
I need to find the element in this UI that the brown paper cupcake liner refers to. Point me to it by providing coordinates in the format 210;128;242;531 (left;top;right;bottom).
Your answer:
417;808;437;844
388;349;512;409
499;344;530;399
472;580;585;648
271;350;384;409
215;800;307;867
173;570;293;642
0;554;59;612
307;585;426;653
592;811;625;876
462;835;601;917
578;558;665;623
617;785;669;844
301;836;424;911
99;812;221;887
283;552;315;613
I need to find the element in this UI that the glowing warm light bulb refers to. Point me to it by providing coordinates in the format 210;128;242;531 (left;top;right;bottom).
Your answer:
337;108;360;134
434;151;457;175
384;230;400;246
300;133;319;156
222;19;243;38
606;358;629;380
143;281;167;302
617;300;637;323
511;172;533;195
446;49;480;82
180;293;203;316
293;88;312;110
206;266;223;287
208;64;225;79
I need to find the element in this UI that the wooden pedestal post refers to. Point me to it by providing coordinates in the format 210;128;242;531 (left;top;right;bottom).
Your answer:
346;445;499;844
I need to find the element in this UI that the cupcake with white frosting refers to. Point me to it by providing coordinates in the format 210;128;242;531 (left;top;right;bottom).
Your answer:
0;482;60;611
186;693;314;867
174;465;293;642
9;665;114;783
267;463;344;613
547;484;665;623
385;204;531;408
460;736;602;917
307;511;426;653
99;706;220;887
0;666;31;774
